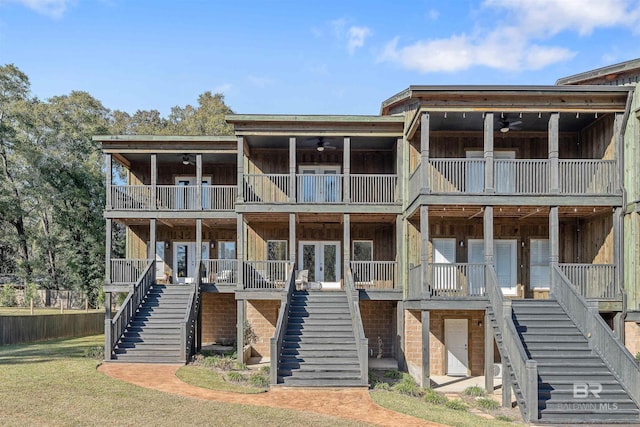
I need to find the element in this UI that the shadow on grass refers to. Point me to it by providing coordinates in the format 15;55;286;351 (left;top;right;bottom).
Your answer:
0;335;103;364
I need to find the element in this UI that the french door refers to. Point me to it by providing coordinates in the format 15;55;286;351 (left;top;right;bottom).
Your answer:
173;242;209;284
175;176;211;209
298;241;341;288
298;166;341;203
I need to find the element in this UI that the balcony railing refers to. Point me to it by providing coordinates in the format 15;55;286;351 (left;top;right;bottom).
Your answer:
244;174;290;203
350;261;397;289
559;160;618;195
243;260;291;289
558;263;618;299
201;259;238;285
429;159;485;193
109;185;236;210
350;174;397;204
110;259;151;284
297;174;343;203
494;159;549;194
429;263;485;297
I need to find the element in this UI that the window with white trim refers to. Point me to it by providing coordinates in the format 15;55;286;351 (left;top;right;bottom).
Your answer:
530;239;550;289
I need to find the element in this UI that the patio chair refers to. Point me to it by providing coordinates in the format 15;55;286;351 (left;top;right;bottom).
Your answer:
295;269;309;290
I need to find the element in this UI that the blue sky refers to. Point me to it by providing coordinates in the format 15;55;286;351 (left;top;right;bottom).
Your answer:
1;0;639;116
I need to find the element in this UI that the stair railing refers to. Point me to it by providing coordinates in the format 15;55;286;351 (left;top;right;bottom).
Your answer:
553;266;640;407
107;260;154;360
485;265;538;422
269;263;295;384
181;261;201;362
345;267;369;386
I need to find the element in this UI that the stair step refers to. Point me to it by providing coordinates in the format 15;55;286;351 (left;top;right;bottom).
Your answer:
278;377;364;387
281;349;358;358
280;356;359;364
114;348;182;356
537;365;612;374
285;329;354;337
278;363;360;372
287;318;352;326
518;332;585;340
285;324;353;332
537;373;619;382
523;341;589;350
278;369;361;379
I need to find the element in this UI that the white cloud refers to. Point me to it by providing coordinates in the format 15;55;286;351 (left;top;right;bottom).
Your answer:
214;83;233;94
247;75;274;88
346;26;372;54
0;0;73;18
378;0;639;73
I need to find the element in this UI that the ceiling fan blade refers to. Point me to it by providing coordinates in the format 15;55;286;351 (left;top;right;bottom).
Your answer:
324;145;337;150
510;120;523;127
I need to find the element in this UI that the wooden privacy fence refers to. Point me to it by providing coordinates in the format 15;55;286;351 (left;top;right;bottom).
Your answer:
0;312;103;345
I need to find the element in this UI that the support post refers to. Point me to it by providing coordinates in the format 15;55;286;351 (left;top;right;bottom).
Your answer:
396;215;403;291
289;137;296;202
421;310;430;388
549;206;559;294
344;214;350;277
236;300;245;364
105;154;112;210
548;113;559;193
289;213;296;264
396;301;406;370
196;153;202;209
396;137;403;204
237;136;244;203
150;219;156;268
502;300;512;407
614;206;623;298
343;137;351;203
420;112;430;192
105;218;112;284
484;310;494;393
104;292;112;360
420;206;430;298
484;206;494;266
484;113;494;193
614;113;624;193
196;218;202;265
237;213;244;290
526;360;539;422
151;153;157;209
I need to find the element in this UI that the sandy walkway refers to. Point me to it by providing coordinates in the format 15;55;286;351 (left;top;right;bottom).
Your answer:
98;363;447;427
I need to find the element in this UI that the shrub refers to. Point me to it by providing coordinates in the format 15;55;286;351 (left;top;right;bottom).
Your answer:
636;352;640;362
463;385;486;397
476;397;499;410
392;373;423;397
445;399;468;411
423;388;448;405
24;283;40;307
226;371;246;382
0;284;17;307
243;320;257;347
83;346;105;360
202;355;235;370
234;362;247;370
374;382;391;391
249;373;269;388
383;369;402;379
259;365;270;375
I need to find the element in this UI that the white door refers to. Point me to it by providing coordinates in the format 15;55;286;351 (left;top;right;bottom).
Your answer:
175;176;211;209
445;319;469;376
495;240;517;295
469;239;517;295
174;242;209;284
298;241;341;288
298;166;341;203
433;238;456;293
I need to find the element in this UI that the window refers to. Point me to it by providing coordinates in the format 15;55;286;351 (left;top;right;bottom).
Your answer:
267;240;288;261
218;241;236;259
530;239;550;289
352;240;373;261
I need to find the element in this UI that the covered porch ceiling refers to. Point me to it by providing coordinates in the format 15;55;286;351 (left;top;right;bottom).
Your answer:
410;205;614;221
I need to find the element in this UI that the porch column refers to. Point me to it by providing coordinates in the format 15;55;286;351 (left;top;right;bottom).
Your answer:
502;301;513;407
104;292;112;360
484;310;494;392
150;154;157;209
421;310;430;388
420;112;430;192
289;213;296;264
396;137;403;205
420;206;429;298
236;213;244;290
396;301;406;370
484;206;494;265
236;300;245;363
289;137;296;203
548;113;559;193
484;113;494;193
150;219;156;267
105;154;112;210
344;214;350;278
343;136;350;203
396;215;404;291
105;218;112;284
196;154;203;209
196;219;202;264
614;207;624;334
614;113;624;193
237;136;244;203
549;206;559;294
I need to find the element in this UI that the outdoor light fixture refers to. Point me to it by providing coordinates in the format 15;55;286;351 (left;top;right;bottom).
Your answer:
500;125;510;133
316;144;325;152
182;155;190;165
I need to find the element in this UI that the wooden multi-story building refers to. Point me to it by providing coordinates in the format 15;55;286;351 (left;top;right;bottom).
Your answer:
99;59;640;424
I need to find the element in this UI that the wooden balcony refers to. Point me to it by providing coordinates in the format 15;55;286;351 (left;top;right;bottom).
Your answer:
243;260;291;289
201;259;238;286
408;263;486;299
243;173;397;204
350;261;397;290
558;263;618;300
109;259;151;284
109;185;236;211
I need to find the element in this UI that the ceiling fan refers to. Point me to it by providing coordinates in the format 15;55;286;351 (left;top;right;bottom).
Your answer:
180;154;195;165
305;136;337;152
496;114;523;133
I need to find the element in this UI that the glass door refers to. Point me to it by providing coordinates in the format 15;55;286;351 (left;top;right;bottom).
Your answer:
298;166;341;203
173;242;209;284
298;241;341;288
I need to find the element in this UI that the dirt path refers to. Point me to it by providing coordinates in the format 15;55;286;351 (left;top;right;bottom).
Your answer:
99;363;447;427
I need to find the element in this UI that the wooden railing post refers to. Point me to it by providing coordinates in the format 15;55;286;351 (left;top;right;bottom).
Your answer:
420;206;429;298
237;136;244;203
548;113;559;194
526;360;539;422
289;137;296;203
105;154;112;210
549;206;559;295
420;112;430;193
484;113;494;193
343;137;350;203
150;153;157;210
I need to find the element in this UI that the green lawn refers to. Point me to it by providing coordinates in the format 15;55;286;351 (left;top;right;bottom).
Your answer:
176;365;267;394
0;335;363;426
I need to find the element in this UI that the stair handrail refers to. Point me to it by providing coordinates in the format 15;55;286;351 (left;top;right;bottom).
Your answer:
181;262;201;362
345;266;368;386
485;265;538;422
269;262;295;384
107;259;154;359
553;265;640;407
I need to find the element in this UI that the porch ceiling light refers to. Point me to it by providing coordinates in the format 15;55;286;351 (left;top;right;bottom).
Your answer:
182;155;190;165
500;125;510;133
316;144;325;152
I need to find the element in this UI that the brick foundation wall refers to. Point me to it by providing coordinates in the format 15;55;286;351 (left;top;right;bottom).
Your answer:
360;300;396;358
429;310;485;376
625;321;640;356
246;300;279;359
200;293;236;345
404;310;423;382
